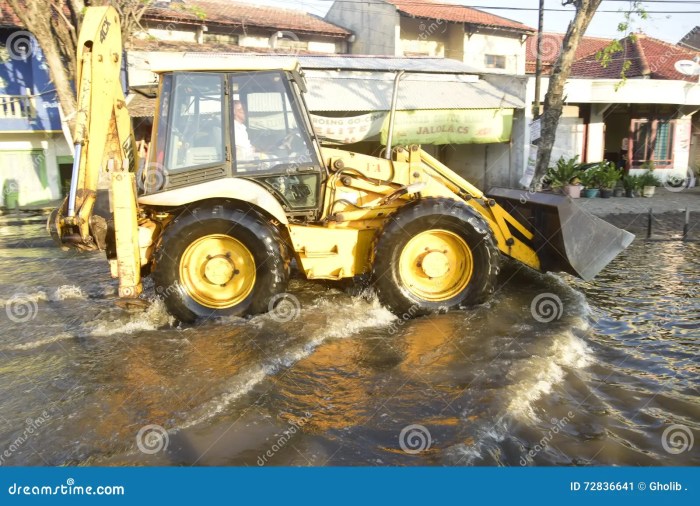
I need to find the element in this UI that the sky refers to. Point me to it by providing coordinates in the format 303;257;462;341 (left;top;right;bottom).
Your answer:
252;0;699;44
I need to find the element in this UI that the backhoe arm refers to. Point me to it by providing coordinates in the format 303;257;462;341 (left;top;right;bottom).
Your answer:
48;6;142;297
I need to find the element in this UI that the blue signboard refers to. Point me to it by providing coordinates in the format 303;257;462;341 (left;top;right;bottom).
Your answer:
0;28;63;132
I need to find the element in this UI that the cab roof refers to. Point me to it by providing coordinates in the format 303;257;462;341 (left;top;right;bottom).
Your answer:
150;54;301;74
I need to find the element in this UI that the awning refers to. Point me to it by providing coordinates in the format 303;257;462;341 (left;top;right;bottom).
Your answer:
310;109;514;145
303;70;525;111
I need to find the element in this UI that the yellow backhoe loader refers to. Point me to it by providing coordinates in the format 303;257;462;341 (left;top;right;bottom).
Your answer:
49;7;633;323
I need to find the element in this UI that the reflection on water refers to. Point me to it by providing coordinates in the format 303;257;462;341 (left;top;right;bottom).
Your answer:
0;217;697;466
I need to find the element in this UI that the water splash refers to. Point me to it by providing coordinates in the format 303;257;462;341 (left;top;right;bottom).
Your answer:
87;298;175;336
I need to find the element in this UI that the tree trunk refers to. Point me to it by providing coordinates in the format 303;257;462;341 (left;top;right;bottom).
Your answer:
7;0;81;136
5;1;150;137
534;0;602;182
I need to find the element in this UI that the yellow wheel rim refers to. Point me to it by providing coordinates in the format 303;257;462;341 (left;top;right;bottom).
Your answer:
179;234;256;309
398;229;473;302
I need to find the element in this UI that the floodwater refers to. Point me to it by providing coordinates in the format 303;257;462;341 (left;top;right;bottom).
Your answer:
0;213;697;466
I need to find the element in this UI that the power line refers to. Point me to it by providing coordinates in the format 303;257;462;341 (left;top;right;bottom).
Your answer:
284;0;700;14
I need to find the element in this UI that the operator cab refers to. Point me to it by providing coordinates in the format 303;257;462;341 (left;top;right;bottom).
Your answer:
143;60;324;218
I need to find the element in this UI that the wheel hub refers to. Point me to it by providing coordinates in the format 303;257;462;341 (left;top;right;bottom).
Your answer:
398;229;474;302
420;251;450;278
202;254;237;286
179;234;256;309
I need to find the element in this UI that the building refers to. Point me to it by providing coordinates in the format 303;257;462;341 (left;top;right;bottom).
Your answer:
678;26;699;51
133;0;351;55
325;0;534;75
525;33;700;183
0;0;353;207
0;4;69;207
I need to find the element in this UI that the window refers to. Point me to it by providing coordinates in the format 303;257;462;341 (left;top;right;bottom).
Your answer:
230;71;320;209
230;71;314;172
202;33;238;44
165;73;224;172
630;118;675;168
484;54;507;70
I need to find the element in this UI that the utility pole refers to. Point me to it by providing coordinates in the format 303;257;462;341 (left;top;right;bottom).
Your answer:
532;0;545;119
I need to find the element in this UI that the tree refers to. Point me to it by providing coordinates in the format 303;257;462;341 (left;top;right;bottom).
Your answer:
534;0;602;183
5;0;153;136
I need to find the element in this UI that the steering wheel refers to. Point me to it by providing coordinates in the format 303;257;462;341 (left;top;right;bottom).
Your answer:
279;132;305;154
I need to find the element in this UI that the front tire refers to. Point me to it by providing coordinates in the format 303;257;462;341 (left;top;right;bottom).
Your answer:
372;198;499;316
152;203;289;323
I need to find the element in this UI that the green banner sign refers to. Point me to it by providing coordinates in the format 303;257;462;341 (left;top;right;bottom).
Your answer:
381;109;513;145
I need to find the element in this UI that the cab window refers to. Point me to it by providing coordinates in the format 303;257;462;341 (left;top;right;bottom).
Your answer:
231;71;315;173
166;73;224;171
231;71;321;210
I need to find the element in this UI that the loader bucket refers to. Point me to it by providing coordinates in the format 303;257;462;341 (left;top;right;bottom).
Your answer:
487;188;635;281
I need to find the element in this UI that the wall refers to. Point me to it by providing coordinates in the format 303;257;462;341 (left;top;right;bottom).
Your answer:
139;26;198;43
138;24;347;54
586;104;607;163
0;133;64;206
444;142;513;190
463;29;526;75
399;17;453;57
325;0;398;55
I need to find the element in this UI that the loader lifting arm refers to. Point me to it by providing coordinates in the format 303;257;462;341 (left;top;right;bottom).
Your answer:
48;6;142;298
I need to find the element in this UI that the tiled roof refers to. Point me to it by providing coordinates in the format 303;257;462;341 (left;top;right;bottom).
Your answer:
525;32;610;74
129;38;332;55
571;35;699;81
526;32;700;81
384;0;533;33
127;92;157;118
678;26;699;51
144;0;350;37
0;2;23;27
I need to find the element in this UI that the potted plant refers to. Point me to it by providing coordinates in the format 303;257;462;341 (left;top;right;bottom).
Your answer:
546;156;582;198
639;161;659;197
598;162;621;199
623;175;642;197
639;163;660;197
578;164;601;198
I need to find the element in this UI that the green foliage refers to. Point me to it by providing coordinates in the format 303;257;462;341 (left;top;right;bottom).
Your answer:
597;162;621;189
578;164;601;189
623;174;643;191
639;170;660;188
546;156;581;189
640;160;656;171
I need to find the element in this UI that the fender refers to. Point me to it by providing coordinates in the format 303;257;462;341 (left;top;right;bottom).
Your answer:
137;178;289;225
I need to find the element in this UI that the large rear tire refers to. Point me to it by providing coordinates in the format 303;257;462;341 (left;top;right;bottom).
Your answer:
152;203;290;323
372;198;499;316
